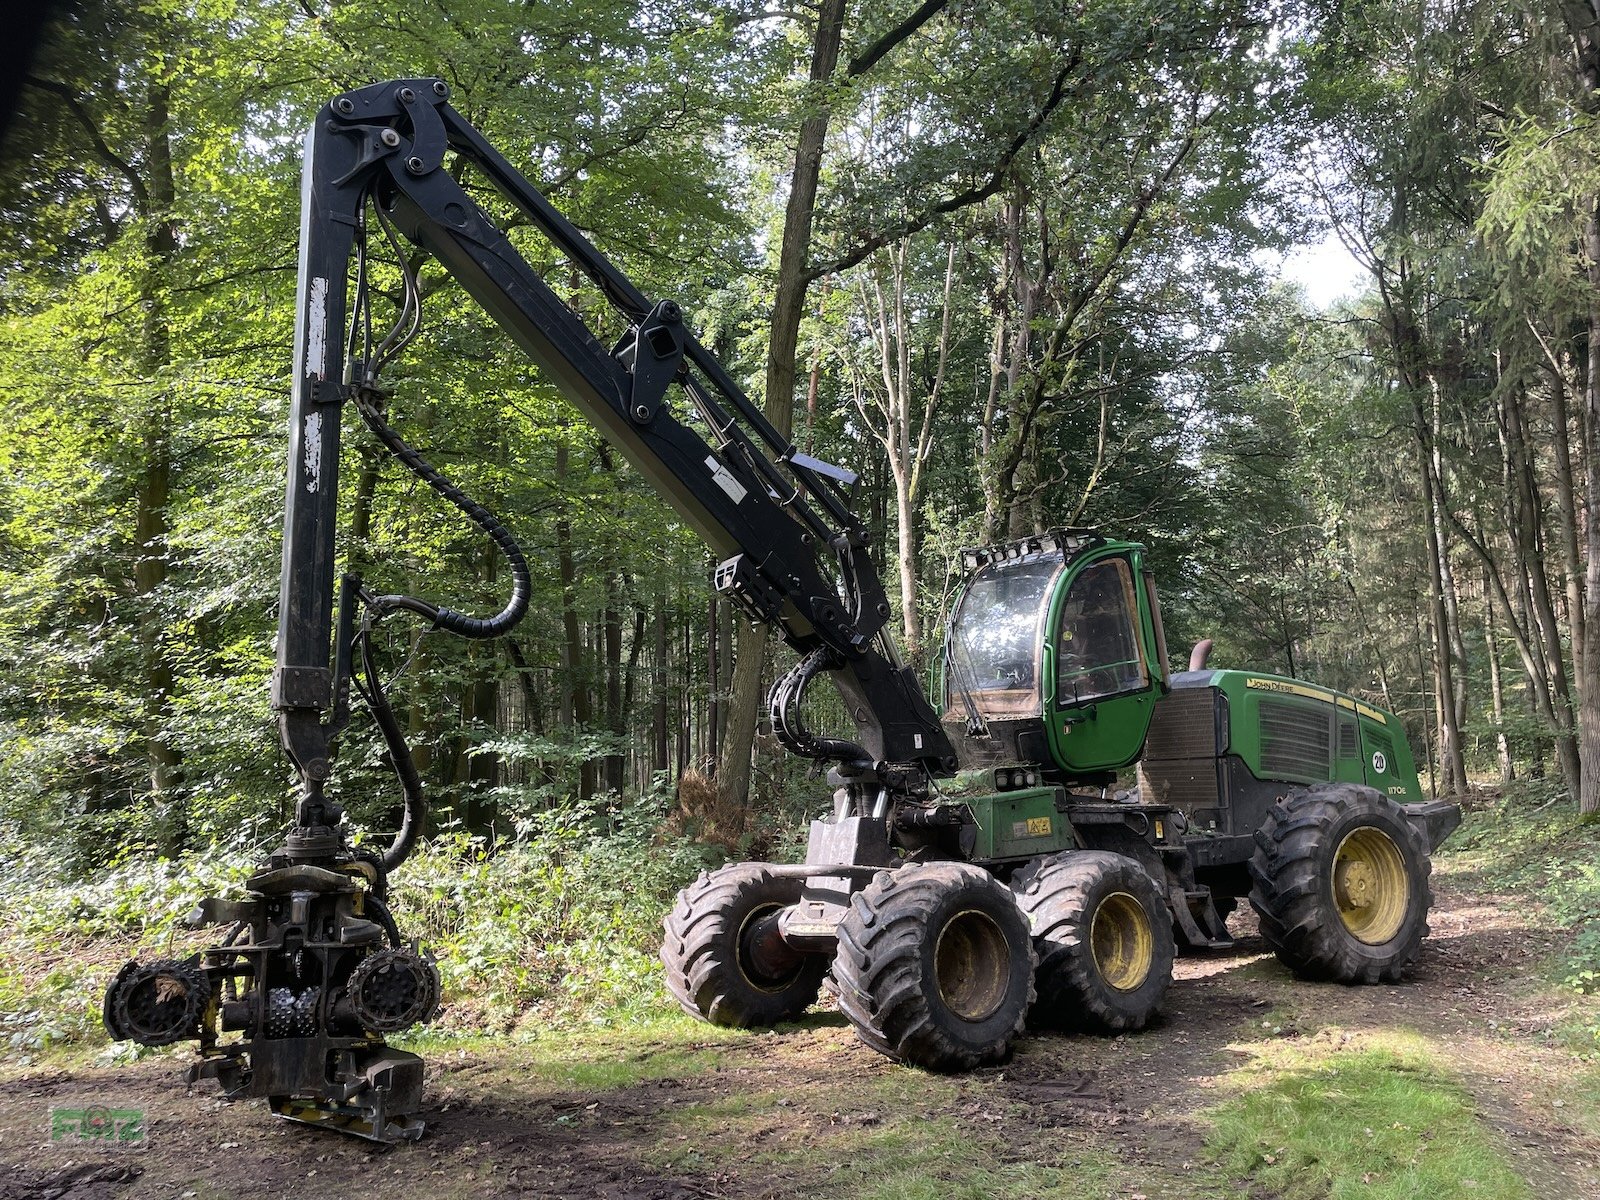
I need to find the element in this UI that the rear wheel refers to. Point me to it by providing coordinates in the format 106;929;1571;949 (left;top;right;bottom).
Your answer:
662;863;825;1027
833;862;1035;1071
1249;783;1431;983
1013;851;1174;1032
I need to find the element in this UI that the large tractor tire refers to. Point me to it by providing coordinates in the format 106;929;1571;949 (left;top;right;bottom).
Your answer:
1013;850;1174;1033
1249;782;1432;984
833;862;1035;1071
662;863;826;1027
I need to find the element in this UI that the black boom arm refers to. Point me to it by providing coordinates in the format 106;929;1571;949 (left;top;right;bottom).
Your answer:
272;78;957;836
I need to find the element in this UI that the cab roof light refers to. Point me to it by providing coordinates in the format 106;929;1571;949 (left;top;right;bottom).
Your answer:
959;527;1103;574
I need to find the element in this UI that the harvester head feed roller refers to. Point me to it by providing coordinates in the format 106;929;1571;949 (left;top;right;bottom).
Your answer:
345;946;441;1033
103;957;211;1047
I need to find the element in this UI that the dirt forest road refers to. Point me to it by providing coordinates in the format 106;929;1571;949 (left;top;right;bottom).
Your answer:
3;867;1597;1200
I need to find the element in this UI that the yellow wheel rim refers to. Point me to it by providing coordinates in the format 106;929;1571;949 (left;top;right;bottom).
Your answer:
933;909;1010;1021
1091;891;1154;991
1333;827;1409;944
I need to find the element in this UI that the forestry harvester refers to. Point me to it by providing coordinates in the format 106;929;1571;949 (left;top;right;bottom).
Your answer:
101;80;1460;1141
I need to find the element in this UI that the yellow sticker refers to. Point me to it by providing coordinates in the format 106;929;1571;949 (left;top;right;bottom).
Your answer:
1245;676;1387;723
1154;820;1164;840
1026;816;1052;837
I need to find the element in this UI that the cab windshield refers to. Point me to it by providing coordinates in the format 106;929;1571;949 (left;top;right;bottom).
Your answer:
946;557;1061;718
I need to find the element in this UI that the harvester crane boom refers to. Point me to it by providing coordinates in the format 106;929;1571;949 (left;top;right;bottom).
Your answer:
274;77;955;846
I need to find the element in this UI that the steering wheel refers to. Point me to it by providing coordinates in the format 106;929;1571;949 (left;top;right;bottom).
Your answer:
992;657;1033;687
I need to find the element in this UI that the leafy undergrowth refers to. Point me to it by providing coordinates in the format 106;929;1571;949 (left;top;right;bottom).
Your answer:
1445;788;1600;1048
1207;1030;1532;1200
386;798;711;1031
0;794;715;1060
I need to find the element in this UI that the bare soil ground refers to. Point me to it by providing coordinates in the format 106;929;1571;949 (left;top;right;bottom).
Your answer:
2;870;1595;1200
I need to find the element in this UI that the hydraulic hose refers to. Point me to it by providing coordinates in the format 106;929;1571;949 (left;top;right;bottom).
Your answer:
353;386;530;639
768;647;871;766
359;629;426;872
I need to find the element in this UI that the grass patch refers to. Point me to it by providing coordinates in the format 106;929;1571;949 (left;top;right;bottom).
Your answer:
1208;1030;1531;1199
1569;1063;1600;1141
647;1067;1214;1200
512;1022;738;1091
399;1011;741;1091
655;1101;1124;1199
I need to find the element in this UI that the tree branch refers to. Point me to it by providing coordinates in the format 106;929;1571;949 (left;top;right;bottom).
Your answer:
803;46;1083;282
846;0;949;77
23;75;149;212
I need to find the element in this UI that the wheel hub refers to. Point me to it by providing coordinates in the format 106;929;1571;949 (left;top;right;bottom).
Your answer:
736;904;807;993
1332;827;1409;944
1336;859;1376;907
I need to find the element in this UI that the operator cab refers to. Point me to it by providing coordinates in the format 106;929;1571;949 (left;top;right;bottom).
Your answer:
943;529;1170;780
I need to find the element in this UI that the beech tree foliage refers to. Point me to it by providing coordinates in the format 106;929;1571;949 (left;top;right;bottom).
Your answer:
4;0;1598;876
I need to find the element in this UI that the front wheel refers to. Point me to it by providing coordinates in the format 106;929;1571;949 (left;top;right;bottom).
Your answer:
1249;783;1432;984
1013;851;1175;1033
833;862;1035;1071
662;863;826;1027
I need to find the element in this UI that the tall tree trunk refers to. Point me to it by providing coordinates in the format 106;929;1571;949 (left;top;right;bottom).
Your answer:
1431;384;1469;739
1410;600;1439;799
1546;370;1586;678
1414;401;1467;795
893;465;921;658
981;196;1041;542
651;598;669;779
716;0;848;814
619;603;647;795
707;594;720;771
1580;198;1600;814
1557;0;1600;812
555;442;596;802
716;602;732;753
136;76;184;847
603;572;625;796
1483;570;1515;784
1496;376;1581;798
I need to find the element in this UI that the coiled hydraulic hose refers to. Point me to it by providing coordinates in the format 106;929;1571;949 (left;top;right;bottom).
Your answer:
345;385;531;871
353;386;530;639
768;647;871;766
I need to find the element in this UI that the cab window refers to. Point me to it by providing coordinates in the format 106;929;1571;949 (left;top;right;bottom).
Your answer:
946;558;1061;718
1056;558;1147;704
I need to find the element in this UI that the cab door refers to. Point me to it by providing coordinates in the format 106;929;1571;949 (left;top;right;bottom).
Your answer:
1042;549;1168;774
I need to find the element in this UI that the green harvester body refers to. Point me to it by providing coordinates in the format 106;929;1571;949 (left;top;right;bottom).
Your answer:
938;530;1450;920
